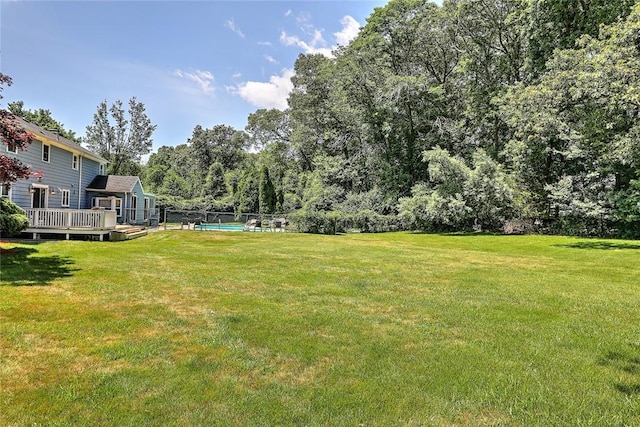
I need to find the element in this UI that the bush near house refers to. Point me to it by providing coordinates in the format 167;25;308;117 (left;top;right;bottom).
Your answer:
0;196;29;237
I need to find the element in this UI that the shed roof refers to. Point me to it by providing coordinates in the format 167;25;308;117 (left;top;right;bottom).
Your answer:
86;175;141;193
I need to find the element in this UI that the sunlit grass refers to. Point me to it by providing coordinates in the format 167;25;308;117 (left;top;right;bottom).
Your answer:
2;231;640;425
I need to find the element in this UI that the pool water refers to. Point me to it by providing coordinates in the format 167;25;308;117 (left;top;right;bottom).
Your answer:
194;223;245;231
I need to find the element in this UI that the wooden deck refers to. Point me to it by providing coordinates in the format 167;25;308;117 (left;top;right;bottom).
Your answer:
24;209;118;241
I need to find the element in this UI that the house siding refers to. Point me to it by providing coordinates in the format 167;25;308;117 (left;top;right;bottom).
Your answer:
80;157;102;209
3;136;105;211
85;178;156;225
131;181;155;225
3;118;157;231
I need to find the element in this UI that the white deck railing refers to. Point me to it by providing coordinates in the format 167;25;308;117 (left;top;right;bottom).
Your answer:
25;209;117;230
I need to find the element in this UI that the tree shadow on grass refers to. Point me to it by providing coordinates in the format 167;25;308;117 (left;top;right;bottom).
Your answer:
599;344;640;396
553;241;640;250
0;246;78;286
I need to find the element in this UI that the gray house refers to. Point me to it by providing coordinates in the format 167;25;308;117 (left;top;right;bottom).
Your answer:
1;115;156;239
86;175;155;225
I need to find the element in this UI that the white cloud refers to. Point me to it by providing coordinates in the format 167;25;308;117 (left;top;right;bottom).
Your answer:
280;30;333;57
229;68;294;110
334;16;361;46
232;72;242;79
173;69;215;94
279;15;362;58
264;55;278;64
285;9;293;17
225;18;245;38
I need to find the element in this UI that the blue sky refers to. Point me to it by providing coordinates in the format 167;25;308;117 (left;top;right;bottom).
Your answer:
1;0;395;156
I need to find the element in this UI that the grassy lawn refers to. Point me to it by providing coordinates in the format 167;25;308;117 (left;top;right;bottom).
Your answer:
2;231;640;426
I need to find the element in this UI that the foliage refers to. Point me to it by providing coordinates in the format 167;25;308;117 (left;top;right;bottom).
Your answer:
203;162;225;198
0;74;34;185
134;0;640;238
7;100;79;142
0;196;29;236
288;208;399;234
499;3;640;236
258;164;276;214
84;97;156;175
398;148;518;231
525;0;636;77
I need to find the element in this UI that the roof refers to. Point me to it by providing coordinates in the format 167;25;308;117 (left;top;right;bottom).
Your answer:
86;175;141;193
9;115;106;163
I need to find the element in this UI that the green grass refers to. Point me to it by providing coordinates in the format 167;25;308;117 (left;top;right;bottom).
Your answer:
1;231;640;426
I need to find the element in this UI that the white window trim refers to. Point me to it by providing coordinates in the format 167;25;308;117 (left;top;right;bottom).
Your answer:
1;183;11;199
6;141;18;154
42;144;51;163
130;195;137;222
93;197;122;217
143;197;150;220
61;189;70;207
30;184;49;209
72;154;79;170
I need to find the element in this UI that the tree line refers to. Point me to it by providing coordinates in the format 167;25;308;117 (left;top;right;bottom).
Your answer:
5;0;640;237
144;0;640;237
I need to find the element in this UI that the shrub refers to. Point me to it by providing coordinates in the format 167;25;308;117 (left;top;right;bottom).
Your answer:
288;209;400;234
0;197;29;237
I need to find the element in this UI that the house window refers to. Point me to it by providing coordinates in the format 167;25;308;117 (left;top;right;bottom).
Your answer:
93;197;122;217
6;141;18;154
144;197;150;221
61;189;70;207
130;195;137;222
99;164;106;175
42;144;50;162
1;183;10;198
72;154;79;170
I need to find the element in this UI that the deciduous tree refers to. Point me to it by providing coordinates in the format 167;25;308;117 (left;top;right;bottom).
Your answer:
84;97;156;175
0;74;34;185
8;100;79;142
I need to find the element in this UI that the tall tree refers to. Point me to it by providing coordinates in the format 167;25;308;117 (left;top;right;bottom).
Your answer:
0;74;34;185
525;0;636;77
499;3;640;234
203;162;226;198
84;97;156;175
187;124;247;173
258;164;277;214
246;108;292;151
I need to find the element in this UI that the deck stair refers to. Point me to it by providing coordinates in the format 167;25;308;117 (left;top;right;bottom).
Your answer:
110;225;148;241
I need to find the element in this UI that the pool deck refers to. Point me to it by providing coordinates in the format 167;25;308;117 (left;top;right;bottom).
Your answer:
187;224;288;232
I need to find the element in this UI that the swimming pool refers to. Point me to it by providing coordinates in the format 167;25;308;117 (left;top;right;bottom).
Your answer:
194;223;245;232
